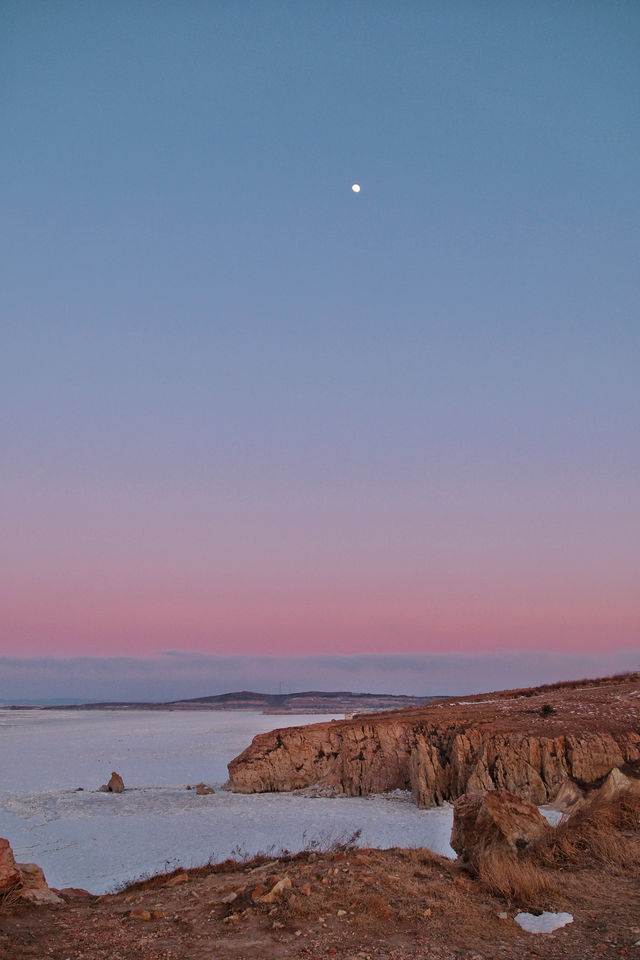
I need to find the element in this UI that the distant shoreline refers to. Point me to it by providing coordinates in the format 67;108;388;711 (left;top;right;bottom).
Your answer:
1;689;442;715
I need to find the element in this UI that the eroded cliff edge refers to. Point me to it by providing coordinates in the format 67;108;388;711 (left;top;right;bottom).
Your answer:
227;674;640;808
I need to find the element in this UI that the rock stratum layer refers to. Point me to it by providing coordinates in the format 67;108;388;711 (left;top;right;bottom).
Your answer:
227;674;640;808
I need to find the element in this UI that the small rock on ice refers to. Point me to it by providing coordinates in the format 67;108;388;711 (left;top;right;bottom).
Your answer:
195;782;215;795
100;772;124;793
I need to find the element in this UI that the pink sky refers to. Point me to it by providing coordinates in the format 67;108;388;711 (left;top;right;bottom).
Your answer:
2;553;637;659
2;463;637;662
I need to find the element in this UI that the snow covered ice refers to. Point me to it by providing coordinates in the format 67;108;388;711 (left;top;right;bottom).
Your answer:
0;709;456;894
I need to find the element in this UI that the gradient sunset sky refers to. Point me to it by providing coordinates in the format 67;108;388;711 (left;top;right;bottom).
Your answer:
2;2;638;699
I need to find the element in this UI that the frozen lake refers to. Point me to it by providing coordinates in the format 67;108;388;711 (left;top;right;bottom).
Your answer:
0;708;456;894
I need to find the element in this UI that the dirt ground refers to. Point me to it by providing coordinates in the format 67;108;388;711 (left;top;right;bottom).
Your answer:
2;843;639;960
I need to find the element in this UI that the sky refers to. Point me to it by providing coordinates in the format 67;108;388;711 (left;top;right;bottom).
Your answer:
1;2;639;700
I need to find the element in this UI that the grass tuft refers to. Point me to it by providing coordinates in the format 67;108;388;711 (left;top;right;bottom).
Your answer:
535;791;640;873
476;851;561;910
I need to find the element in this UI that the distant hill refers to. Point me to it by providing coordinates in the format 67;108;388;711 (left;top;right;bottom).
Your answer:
31;690;441;714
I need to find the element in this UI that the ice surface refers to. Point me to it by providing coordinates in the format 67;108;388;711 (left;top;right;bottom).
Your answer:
514;911;574;933
0;709;456;894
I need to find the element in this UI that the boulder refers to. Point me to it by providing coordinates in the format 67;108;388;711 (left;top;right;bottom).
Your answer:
0;839;63;905
0;838;21;894
16;863;64;904
451;790;550;867
104;771;124;793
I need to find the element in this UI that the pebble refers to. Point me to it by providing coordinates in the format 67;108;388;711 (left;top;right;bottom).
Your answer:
128;909;151;920
167;872;189;886
259;876;292;903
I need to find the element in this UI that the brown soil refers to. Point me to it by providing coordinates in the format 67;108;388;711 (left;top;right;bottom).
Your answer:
2;833;639;960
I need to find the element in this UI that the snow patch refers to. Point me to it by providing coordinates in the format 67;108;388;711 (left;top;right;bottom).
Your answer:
515;911;573;933
539;805;565;826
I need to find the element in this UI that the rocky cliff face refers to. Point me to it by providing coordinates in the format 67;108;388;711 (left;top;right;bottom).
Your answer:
227;675;640;808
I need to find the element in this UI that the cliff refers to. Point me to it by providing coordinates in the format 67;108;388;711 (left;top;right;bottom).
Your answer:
227;673;640;808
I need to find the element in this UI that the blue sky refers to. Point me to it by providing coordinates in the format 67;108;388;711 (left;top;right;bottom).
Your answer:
1;2;638;699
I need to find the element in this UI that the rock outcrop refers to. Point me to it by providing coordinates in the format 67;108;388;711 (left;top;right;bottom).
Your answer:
450;790;550;866
590;766;640;804
0;838;63;904
227;674;640;809
550;778;585;813
0;838;22;894
551;766;640;815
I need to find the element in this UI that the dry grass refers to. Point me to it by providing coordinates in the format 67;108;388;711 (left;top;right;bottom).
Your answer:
3;842;638;960
350;893;393;928
473;789;640;909
250;847;497;941
536;791;640;873
475;851;562;910
0;886;23;908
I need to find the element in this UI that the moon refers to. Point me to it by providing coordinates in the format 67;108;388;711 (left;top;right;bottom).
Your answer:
351;183;361;193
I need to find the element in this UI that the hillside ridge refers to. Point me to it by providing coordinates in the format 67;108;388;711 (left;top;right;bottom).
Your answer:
21;689;441;714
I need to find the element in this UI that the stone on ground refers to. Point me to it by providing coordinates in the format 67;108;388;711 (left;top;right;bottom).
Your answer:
451;789;550;866
17;863;64;904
